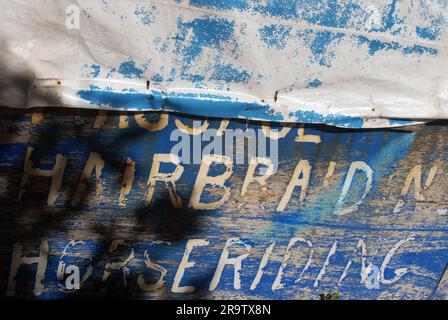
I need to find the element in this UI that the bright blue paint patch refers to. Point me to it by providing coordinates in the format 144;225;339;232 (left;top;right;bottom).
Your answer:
357;36;401;56
294;0;362;29
90;64;100;77
179;17;235;53
170;0;445;44
82;64;101;78
297;29;344;67
167;92;233;102
118;58;145;79
88;84;102;91
75;87;369;127
258;24;292;49
381;0;399;31
307;79;322;88
189;0;249;11
210;64;251;83
388;119;418;126
309;31;345;67
416;17;444;41
151;73;164;83
369;0;404;34
77;91;148;109
106;67;116;78
415;3;446;41
175;17;239;84
357;35;438;57
166;93;276;120
403;45;438;56
191;0;365;30
416;26;437;41
290;109;364;128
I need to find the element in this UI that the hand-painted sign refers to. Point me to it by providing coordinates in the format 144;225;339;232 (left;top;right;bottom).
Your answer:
0;108;447;299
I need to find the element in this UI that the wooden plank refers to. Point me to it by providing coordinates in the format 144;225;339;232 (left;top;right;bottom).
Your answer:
0;107;447;299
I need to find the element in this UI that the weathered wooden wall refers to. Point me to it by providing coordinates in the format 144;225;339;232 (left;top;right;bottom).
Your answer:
0;107;447;299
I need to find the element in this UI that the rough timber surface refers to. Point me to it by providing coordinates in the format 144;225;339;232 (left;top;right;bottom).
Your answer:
0;107;447;299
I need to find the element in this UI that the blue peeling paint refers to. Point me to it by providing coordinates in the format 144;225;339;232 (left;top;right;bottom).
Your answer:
356;36;438;57
90;64;101;77
151;73;164;83
178;17;235;59
307;79;322;88
118;58;145;79
134;5;156;26
189;0;249;11
82;64;101;78
388;119;418;126
290;109;364;128
372;0;401;32
76;87;368;128
296;29;345;67
210;64;251;83
173;16;247;84
187;0;448;43
3;0;448;299
416;19;444;41
309;31;345;67
189;0;393;32
259;24;292;49
71;1;445;127
357;36;401;56
294;0;362;29
403;45;438;56
77;90;151;109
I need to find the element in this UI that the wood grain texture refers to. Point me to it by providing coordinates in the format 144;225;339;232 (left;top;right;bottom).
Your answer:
0;107;447;299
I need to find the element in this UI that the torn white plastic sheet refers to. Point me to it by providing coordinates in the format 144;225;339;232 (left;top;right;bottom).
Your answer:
0;0;447;128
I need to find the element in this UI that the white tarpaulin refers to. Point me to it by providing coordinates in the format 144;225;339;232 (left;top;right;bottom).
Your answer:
0;0;447;128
